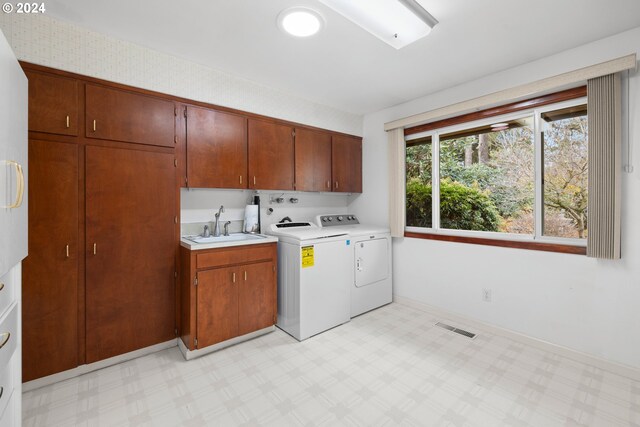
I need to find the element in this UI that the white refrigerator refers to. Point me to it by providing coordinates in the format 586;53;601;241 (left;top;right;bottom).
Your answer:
0;29;28;426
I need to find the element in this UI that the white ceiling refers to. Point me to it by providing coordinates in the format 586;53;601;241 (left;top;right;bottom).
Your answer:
45;0;640;115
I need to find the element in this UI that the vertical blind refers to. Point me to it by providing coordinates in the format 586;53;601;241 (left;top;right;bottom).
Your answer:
587;73;622;259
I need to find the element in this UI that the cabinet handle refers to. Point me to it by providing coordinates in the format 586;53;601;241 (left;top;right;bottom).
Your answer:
2;160;24;209
244;271;247;281
93;243;97;255
239;175;242;185
253;176;256;186
0;332;10;350
92;120;97;132
232;272;236;283
66;244;70;258
66;115;70;128
327;180;330;189
335;181;339;190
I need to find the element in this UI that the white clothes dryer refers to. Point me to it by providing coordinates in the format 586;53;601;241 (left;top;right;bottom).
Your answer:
316;214;392;317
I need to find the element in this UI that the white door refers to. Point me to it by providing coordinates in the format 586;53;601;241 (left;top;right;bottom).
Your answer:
355;238;389;288
0;31;28;277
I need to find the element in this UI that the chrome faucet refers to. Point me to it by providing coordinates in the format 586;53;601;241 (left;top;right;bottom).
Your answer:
202;224;211;237
224;221;231;236
213;205;225;237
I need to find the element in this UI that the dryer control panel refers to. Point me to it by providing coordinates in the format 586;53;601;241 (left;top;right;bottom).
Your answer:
317;214;360;226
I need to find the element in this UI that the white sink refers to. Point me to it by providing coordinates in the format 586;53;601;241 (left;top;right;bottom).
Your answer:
184;233;266;244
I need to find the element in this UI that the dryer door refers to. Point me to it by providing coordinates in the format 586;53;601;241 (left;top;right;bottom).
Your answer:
355;238;389;288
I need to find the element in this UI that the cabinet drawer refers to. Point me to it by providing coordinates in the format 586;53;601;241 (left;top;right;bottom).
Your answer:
0;269;15;319
0;305;18;369
0;353;15;420
0;380;16;426
196;243;276;270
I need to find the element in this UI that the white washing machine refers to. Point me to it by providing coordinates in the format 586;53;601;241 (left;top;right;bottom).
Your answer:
316;214;392;317
266;221;351;340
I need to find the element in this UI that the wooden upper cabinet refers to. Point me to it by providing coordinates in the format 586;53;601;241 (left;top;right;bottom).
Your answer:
294;128;332;192
332;134;363;193
85;84;175;147
26;71;79;136
248;119;294;191
186;106;247;189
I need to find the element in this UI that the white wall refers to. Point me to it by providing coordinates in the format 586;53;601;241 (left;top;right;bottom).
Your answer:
0;14;362;136
351;26;640;369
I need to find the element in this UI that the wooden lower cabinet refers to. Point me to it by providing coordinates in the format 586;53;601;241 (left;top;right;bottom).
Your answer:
197;266;239;348
181;243;277;351
22;139;79;381
85;145;176;363
238;261;276;335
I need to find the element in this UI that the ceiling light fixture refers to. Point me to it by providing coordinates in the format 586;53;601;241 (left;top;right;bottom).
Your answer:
278;7;324;37
318;0;438;49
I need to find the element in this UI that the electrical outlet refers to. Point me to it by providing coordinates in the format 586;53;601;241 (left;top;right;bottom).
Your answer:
482;288;492;302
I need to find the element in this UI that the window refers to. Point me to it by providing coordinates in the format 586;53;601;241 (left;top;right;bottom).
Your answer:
405;95;588;248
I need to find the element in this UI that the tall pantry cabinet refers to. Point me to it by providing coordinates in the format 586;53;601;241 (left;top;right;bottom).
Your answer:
22;65;177;381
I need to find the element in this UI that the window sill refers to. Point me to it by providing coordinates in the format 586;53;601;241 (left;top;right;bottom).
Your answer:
404;231;586;255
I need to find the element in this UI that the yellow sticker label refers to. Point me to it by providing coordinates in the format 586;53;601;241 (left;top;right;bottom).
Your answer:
301;245;314;268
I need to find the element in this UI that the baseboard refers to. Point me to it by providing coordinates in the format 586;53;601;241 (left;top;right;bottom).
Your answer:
23;339;178;392
178;326;275;361
393;295;640;382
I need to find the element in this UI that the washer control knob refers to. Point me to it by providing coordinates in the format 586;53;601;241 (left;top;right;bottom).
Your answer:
327;216;333;222
322;217;327;222
337;216;344;221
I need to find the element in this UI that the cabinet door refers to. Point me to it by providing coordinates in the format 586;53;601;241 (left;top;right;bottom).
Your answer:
197;267;238;347
85;84;175;147
238;261;276;336
332;135;362;193
26;71;79;136
22;140;79;381
248;119;294;190
295;128;331;192
85;146;175;363
186;106;247;188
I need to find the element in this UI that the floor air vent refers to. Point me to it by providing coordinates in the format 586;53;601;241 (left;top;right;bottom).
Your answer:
435;322;477;339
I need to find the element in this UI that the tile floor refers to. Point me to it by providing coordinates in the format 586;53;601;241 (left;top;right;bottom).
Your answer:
23;303;640;426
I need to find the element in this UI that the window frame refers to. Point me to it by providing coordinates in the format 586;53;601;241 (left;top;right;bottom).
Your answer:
404;95;588;253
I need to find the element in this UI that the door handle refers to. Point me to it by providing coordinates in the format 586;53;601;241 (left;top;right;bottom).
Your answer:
0;332;10;350
2;160;24;208
357;258;363;272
